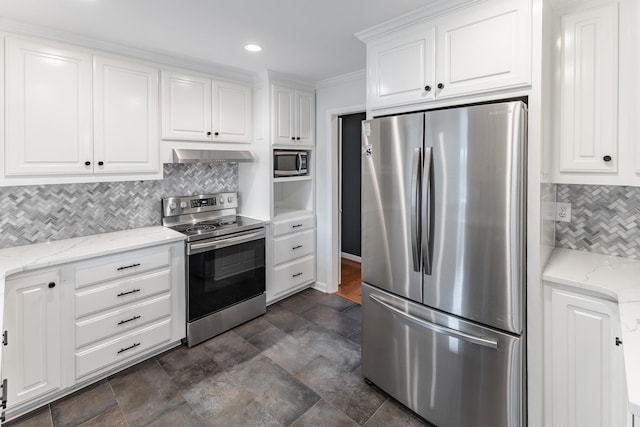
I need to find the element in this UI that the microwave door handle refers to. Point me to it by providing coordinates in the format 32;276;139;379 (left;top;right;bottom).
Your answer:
297;152;303;175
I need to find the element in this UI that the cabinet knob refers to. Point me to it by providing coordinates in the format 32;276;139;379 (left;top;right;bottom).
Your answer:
291;137;295;140
98;161;104;166
214;132;219;136
85;161;91;166
603;155;612;162
207;131;212;136
296;137;301;140
48;282;56;289
424;85;432;92
437;83;445;89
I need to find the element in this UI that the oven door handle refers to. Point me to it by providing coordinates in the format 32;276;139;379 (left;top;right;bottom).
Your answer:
188;229;265;255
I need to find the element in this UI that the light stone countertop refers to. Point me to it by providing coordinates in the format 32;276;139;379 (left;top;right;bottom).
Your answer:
0;226;185;372
543;248;640;416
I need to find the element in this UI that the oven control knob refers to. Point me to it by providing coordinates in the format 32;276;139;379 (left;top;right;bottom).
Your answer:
227;196;233;203
219;197;225;204
180;201;188;209
169;202;177;210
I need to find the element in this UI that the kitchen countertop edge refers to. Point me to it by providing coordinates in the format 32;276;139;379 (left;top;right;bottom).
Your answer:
0;226;186;376
543;248;640;417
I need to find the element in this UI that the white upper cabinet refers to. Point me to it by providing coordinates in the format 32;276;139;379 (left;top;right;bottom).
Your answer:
435;0;531;99
272;84;314;146
93;56;160;174
5;37;93;176
161;71;252;143
161;71;212;141
557;3;618;174
212;80;253;143
367;24;436;109
363;0;531;109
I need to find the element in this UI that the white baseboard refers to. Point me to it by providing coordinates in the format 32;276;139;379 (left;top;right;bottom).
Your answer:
341;252;361;263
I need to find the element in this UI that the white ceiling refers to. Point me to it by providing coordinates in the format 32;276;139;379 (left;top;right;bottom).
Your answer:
0;0;432;83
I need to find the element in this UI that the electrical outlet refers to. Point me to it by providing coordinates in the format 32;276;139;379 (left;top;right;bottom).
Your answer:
556;202;571;222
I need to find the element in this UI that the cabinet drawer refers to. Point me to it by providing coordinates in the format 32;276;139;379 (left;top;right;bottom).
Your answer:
75;294;171;348
273;230;314;265
273;255;315;289
75;319;172;379
75;246;171;289
75;269;171;318
273;215;314;236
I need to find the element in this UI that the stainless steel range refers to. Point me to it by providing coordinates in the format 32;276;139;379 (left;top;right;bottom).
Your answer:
162;192;266;347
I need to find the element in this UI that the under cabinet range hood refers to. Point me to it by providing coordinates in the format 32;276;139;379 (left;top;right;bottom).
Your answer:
172;149;254;164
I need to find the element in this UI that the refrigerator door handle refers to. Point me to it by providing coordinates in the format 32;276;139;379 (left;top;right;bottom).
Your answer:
410;147;422;272
369;294;499;350
422;147;432;275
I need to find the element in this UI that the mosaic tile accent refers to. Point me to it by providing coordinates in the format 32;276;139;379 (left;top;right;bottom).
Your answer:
0;163;238;249
556;184;640;259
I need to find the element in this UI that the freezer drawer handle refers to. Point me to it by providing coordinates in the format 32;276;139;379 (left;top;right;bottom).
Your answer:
369;294;499;350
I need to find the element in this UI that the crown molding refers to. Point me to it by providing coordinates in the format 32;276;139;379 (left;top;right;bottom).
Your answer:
0;17;256;83
315;69;365;90
355;0;484;42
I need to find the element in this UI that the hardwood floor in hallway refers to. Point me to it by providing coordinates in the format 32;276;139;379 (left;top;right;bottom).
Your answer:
337;258;361;304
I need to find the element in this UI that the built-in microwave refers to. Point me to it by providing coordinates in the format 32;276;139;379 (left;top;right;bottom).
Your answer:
274;150;309;177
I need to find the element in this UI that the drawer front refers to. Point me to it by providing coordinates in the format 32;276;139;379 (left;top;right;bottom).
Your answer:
75;246;171;288
76;319;172;379
273;230;315;265
273;255;315;289
76;269;171;318
75;294;171;348
273;215;314;236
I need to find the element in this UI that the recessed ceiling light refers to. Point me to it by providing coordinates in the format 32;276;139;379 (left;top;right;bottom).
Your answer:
244;44;262;52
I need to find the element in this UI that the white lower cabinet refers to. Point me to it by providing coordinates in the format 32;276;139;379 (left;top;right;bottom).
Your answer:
267;212;316;304
1;242;185;421
545;284;627;427
2;269;63;408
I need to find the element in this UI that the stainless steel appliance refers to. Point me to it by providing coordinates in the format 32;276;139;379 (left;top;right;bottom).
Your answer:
273;150;309;177
361;101;527;427
162;192;266;347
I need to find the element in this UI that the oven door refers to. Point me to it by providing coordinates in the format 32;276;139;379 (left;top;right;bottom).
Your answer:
186;229;266;323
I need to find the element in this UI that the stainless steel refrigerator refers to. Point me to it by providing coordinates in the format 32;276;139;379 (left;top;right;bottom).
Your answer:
361;101;526;427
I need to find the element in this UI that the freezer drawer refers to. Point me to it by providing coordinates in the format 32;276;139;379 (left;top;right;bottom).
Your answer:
362;284;523;427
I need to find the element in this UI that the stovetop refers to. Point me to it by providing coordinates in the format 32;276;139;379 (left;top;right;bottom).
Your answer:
167;215;265;242
161;193;265;242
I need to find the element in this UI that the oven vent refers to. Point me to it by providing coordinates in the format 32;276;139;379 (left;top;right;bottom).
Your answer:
172;149;254;163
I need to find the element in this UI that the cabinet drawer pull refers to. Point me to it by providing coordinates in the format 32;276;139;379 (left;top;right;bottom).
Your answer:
117;289;141;297
117;263;141;271
292;272;303;278
117;342;141;354
117;315;141;326
292;224;303;228
292;245;303;250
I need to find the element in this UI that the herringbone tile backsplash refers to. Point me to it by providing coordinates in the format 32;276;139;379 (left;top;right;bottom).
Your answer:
0;163;238;249
556;184;640;259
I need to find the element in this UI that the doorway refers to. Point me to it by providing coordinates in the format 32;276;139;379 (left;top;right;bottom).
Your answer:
336;112;365;304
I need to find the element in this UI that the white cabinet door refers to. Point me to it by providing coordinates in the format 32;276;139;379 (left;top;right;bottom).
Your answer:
212;80;252;143
434;0;531;99
272;85;296;144
549;287;625;427
367;24;436;108
295;90;315;146
558;3;618;173
3;270;62;408
161;71;212;140
93;56;160;174
5;37;93;176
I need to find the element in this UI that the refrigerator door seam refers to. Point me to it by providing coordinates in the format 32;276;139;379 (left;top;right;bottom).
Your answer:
369;294;499;350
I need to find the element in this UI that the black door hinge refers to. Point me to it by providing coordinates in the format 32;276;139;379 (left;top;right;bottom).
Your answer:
1;378;7;409
616;337;623;346
2;331;7;346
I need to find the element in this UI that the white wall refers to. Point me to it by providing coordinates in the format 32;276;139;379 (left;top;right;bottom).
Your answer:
314;70;366;293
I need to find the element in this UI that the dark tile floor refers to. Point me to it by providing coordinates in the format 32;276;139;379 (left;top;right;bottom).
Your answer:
7;289;428;427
